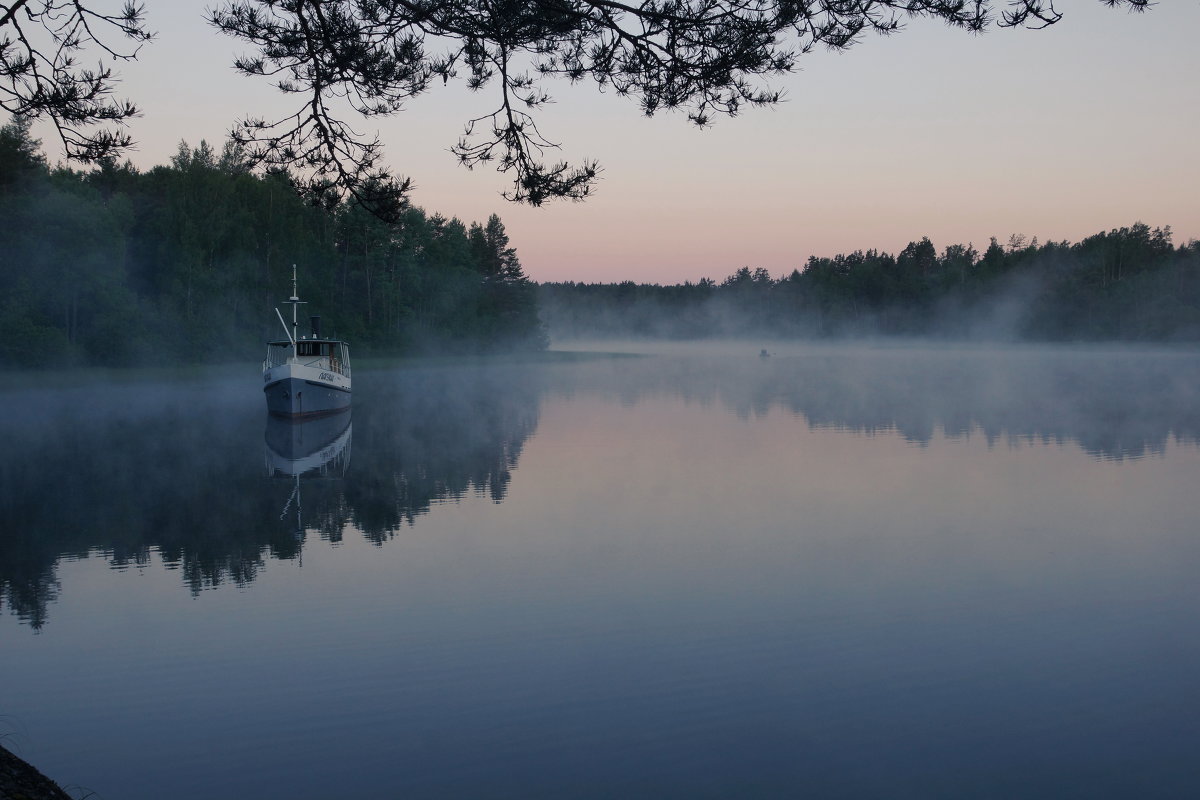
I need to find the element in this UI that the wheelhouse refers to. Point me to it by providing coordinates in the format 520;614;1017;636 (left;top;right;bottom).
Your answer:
264;338;351;378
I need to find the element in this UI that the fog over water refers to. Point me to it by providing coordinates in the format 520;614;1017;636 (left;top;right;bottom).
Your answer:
2;343;1198;798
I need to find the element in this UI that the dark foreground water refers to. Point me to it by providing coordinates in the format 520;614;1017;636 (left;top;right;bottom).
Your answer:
2;344;1199;799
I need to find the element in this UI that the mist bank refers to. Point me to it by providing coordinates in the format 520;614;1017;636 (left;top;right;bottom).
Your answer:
540;226;1200;342
6;345;1199;629
0;118;545;370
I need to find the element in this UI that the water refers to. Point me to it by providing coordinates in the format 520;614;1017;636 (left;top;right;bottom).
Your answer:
2;344;1199;799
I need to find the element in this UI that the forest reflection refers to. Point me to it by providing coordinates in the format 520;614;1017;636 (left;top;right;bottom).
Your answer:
542;346;1200;461
2;346;1198;629
0;364;541;629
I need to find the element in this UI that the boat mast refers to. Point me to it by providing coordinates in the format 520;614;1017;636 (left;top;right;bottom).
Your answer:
282;264;306;344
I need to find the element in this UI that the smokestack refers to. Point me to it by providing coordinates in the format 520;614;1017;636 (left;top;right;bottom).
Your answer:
310;316;321;339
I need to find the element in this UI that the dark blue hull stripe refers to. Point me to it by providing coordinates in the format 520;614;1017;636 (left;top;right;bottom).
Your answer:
263;379;351;394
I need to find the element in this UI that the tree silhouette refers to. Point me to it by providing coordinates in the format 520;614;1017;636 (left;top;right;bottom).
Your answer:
4;1;1149;210
0;1;152;160
207;0;1149;210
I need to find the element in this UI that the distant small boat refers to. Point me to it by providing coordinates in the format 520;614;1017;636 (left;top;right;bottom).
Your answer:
759;349;770;359
263;266;351;418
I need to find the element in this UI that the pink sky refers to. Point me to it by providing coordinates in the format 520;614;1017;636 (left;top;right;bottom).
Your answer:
30;1;1200;284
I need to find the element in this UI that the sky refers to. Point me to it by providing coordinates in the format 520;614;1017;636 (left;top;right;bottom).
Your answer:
27;1;1200;284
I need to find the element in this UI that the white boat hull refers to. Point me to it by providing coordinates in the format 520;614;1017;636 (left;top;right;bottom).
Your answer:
263;362;351;418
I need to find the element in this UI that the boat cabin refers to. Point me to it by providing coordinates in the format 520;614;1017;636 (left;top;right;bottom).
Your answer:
265;337;351;378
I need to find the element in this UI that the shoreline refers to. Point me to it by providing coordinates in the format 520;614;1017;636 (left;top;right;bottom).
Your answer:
0;744;72;800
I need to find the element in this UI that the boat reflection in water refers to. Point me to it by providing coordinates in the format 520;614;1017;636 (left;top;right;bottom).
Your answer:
265;411;352;540
265;411;353;478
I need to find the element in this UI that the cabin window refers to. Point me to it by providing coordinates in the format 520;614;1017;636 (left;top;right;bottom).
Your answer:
266;343;291;367
295;340;324;357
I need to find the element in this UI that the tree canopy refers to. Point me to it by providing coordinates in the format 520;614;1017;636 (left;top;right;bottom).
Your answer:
540;224;1200;341
3;1;1149;212
0;118;546;368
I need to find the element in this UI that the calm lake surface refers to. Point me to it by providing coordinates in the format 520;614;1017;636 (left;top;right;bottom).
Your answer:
2;343;1199;799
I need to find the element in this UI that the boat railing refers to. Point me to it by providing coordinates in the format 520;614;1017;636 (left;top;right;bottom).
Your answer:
299;356;350;378
263;354;351;378
264;345;351;378
264;347;291;370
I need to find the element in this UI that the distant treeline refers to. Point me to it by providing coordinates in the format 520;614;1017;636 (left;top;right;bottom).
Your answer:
0;117;545;369
541;228;1200;341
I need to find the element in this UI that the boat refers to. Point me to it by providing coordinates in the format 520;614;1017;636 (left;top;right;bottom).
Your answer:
263;266;351;418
